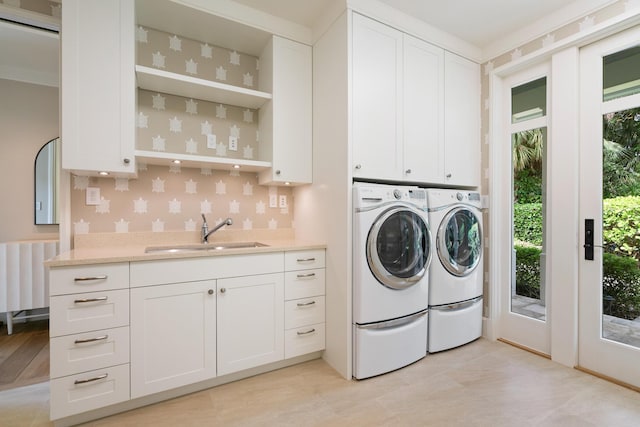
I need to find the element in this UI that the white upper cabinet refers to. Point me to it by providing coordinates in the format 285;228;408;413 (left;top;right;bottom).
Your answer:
444;51;481;187
352;13;403;181
351;13;480;187
403;33;445;184
61;0;136;177
258;36;313;185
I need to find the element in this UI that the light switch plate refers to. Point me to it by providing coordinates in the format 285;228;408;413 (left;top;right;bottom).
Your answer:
269;194;278;208
86;187;101;205
229;136;238;151
279;195;287;208
207;134;217;149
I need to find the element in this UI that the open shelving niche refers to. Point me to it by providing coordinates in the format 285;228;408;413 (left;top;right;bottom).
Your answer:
134;0;275;174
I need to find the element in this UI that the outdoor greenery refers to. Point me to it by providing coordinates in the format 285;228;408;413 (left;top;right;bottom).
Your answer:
513;109;640;319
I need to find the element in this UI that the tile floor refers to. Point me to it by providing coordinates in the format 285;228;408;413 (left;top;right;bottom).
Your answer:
2;338;640;426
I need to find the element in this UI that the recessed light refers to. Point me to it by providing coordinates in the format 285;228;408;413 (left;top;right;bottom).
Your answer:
172;160;181;164
233;164;240;169
285;182;291;185
99;171;109;176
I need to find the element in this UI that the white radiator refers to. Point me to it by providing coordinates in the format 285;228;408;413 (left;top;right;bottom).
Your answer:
0;240;59;334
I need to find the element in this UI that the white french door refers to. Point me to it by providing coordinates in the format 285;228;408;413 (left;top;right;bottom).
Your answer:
579;25;640;389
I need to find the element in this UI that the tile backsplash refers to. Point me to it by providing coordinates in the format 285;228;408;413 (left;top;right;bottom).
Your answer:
70;165;293;235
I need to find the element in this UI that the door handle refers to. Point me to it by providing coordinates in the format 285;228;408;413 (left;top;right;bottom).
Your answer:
583;219;603;260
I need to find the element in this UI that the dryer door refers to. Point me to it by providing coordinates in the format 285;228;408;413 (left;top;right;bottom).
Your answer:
367;207;432;290
437;207;482;277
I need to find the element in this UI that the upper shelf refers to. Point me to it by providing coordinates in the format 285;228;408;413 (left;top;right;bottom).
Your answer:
136;150;271;172
135;65;272;109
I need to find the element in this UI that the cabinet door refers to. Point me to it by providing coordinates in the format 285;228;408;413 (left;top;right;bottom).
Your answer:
61;0;136;176
403;34;444;184
259;37;312;185
130;280;216;398
444;51;480;187
352;13;403;181
217;273;284;376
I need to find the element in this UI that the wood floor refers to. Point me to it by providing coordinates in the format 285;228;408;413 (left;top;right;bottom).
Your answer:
2;338;640;426
0;319;50;392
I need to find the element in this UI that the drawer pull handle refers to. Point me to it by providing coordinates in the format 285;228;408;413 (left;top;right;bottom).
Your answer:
297;328;316;336
297;300;316;307
296;273;316;279
74;373;108;385
296;257;316;262
74;335;109;344
74;275;108;282
74;296;108;304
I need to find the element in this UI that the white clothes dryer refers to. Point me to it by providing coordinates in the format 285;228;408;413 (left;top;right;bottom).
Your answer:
353;183;432;379
426;189;483;353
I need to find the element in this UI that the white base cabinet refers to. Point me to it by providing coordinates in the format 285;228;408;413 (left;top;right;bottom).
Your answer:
130;280;217;398
217;273;284;376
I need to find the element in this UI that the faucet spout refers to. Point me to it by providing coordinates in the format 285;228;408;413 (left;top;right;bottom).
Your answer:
202;216;233;243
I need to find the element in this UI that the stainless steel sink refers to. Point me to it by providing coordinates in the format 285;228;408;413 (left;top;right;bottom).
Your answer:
144;242;269;253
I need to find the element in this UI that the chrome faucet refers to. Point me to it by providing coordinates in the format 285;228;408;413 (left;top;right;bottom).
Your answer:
201;214;233;243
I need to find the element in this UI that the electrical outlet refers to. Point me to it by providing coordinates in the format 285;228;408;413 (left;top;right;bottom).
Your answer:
86;187;101;205
279;195;287;208
269;194;278;208
229;136;238;151
207;134;217;149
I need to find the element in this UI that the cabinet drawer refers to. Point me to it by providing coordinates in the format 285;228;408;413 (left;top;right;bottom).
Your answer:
285;296;325;329
284;323;325;359
50;289;129;337
284;250;325;271
284;268;325;300
50;326;129;379
50;263;129;296
50;363;130;420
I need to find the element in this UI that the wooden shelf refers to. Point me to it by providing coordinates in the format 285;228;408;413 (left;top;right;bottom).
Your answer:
135;150;271;173
135;65;272;109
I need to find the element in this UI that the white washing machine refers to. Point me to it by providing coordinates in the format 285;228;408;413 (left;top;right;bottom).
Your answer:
426;189;483;353
353;183;432;379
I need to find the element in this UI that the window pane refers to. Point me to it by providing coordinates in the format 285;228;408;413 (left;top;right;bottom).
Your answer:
512;78;546;123
603;46;640;101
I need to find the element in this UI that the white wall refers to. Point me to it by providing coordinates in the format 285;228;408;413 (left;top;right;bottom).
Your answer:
0;78;59;242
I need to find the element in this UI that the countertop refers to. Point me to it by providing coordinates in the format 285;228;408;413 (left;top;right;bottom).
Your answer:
46;239;326;267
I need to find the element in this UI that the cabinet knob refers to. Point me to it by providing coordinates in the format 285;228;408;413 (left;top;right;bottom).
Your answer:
446;173;452;178
405;169;412;174
355;164;362;170
208;289;214;295
220;288;226;293
275;170;281;175
123;158;131;164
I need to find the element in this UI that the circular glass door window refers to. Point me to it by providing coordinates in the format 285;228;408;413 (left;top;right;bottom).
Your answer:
367;207;431;290
437;208;482;276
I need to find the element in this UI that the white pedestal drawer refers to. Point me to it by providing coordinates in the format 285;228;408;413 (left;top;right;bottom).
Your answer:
50;326;130;378
50;363;130;420
50;289;129;336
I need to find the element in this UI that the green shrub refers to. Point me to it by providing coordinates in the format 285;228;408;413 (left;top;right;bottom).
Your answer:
514;169;542;204
603;253;640;320
603;196;640;260
514;244;541;299
513;203;543;246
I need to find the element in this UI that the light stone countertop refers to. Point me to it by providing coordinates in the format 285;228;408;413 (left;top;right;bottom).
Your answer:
45;230;325;267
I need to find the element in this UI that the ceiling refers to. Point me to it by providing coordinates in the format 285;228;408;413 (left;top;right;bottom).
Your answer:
232;0;615;58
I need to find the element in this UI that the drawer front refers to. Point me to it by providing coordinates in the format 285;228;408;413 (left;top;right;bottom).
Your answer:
50;263;129;296
50;326;130;379
50;363;130;420
284;269;325;300
50;289;129;337
284;249;325;271
285;323;325;359
285;296;325;329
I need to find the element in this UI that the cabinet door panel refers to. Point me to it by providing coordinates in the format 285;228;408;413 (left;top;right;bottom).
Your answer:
352;13;403;181
403;34;444;183
130;280;216;398
217;273;284;376
444;51;480;187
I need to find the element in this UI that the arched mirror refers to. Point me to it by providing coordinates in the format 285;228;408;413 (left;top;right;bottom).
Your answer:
34;137;60;225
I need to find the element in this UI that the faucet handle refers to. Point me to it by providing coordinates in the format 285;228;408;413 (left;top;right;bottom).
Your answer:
201;213;207;224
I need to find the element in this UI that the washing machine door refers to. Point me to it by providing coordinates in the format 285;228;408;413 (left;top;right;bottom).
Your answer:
367;206;431;290
437;207;482;277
